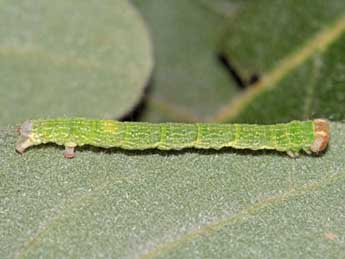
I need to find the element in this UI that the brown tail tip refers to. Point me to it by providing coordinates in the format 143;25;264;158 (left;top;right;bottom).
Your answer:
310;119;329;153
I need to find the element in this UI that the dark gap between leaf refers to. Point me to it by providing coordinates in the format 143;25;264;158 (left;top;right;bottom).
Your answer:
120;75;154;122
217;52;260;89
248;73;260;85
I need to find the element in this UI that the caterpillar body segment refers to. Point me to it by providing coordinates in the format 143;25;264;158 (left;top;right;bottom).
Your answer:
16;118;329;158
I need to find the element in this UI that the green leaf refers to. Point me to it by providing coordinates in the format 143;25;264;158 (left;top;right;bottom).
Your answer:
1;122;344;258
212;1;345;123
0;0;153;125
131;0;240;122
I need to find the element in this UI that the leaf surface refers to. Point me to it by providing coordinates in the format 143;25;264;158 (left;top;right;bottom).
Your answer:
1;122;344;258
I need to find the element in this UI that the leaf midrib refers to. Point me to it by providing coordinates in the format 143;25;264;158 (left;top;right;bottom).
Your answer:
14;161;345;259
140;172;345;259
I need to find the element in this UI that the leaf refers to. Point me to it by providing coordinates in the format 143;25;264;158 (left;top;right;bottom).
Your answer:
1;122;345;258
131;0;241;122
211;1;345;123
0;0;153;125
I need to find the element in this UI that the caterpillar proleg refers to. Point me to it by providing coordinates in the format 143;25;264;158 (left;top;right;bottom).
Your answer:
16;118;329;158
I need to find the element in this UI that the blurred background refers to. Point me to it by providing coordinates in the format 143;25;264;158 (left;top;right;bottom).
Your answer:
0;0;344;126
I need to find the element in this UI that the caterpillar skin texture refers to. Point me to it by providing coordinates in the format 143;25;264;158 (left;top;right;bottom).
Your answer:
16;118;329;158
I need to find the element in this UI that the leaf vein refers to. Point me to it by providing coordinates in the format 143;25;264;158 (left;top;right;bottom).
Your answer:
140;172;345;259
211;14;345;122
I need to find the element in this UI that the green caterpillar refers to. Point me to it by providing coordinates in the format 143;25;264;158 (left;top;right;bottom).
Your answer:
16;118;329;158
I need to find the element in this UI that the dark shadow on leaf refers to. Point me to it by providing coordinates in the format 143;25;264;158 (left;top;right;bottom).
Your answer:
120;73;154;122
73;145;292;158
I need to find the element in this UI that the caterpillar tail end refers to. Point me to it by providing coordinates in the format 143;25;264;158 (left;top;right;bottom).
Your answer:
16;120;34;154
310;119;329;153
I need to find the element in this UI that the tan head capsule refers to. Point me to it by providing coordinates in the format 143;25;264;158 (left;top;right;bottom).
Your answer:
310;119;329;153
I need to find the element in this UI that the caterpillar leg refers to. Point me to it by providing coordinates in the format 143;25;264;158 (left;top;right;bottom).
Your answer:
64;146;76;159
304;149;312;155
287;151;299;158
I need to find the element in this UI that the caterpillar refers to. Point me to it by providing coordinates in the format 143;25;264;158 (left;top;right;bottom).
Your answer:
16;118;329;158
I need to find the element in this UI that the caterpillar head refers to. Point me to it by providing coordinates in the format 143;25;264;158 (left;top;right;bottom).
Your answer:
16;120;34;154
310;119;329;153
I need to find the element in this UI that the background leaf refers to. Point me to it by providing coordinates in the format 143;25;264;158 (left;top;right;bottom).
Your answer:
131;0;242;122
131;0;345;124
1;123;344;258
212;1;345;123
0;0;153;126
